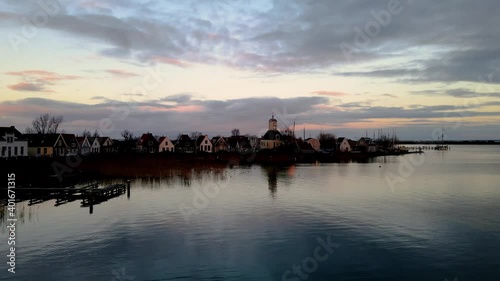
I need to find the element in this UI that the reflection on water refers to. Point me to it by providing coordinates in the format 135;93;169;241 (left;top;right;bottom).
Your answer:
261;165;295;199
1;146;500;281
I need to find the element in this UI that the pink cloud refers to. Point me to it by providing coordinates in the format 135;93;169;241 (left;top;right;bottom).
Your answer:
105;69;140;78
312;91;347;97
7;82;53;93
5;70;81;92
154;56;191;68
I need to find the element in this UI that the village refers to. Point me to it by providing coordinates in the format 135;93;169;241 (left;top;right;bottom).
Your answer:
0;115;404;160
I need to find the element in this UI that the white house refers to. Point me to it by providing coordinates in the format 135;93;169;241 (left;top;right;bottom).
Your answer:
196;135;213;153
337;137;352;152
76;136;91;155
89;137;101;153
88;137;114;153
158;136;175;152
0;126;28;158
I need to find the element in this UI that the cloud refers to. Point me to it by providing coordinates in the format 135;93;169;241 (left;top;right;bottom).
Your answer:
153;57;191;68
5;70;81;92
105;69;140;78
7;82;50;92
312;91;346;97
411;88;500;98
1;0;499;82
2;95;499;140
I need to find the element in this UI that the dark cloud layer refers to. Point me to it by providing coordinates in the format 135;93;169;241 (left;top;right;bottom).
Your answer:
2;96;499;139
2;0;500;83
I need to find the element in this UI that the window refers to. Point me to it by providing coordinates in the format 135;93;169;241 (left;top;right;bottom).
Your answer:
72;143;76;148
44;148;47;154
7;136;13;143
1;147;5;156
14;147;18;155
37;148;41;154
205;140;208;144
58;140;62;146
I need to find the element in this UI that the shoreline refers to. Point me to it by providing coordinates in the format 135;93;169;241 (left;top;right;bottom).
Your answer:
0;150;422;188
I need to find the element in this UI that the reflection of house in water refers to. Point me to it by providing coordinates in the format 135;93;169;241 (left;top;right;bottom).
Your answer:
261;165;295;198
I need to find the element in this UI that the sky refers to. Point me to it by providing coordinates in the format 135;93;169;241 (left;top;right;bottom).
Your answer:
0;0;499;140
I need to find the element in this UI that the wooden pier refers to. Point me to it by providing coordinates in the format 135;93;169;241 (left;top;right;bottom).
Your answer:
81;184;127;207
4;181;131;214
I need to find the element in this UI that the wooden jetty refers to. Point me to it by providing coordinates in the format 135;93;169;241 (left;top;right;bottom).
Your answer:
5;181;131;213
81;184;127;207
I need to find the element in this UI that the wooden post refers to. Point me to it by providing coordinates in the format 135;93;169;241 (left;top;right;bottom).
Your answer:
127;180;131;199
89;190;94;214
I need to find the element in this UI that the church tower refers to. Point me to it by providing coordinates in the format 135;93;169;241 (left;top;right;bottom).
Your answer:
269;114;277;130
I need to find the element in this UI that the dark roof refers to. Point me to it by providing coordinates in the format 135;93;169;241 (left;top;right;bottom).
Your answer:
262;130;282;140
25;134;61;147
296;142;315;151
137;133;158;146
337;137;345;142
75;136;89;146
176;134;194;147
97;137;112;145
0;126;26;141
196;135;208;146
61;134;78;147
227;135;252;148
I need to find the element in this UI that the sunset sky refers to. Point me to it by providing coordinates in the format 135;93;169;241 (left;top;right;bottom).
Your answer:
1;0;499;140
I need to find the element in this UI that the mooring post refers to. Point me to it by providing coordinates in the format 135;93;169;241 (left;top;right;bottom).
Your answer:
127;180;131;199
89;189;94;214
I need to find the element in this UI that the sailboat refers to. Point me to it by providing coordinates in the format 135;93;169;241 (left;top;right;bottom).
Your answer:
435;126;449;150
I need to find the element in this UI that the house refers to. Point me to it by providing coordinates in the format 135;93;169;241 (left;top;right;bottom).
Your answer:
0;126;28;158
227;135;252;152
76;136;91;155
212;136;230;152
359;137;377;152
88;137;100;153
305;138;321;152
296;141;316;153
158;136;175;152
136;133;158;153
336;137;352;152
260;115;283;149
25;133;67;157
175;134;195;153
357;137;377;153
196;135;213;153
61;134;79;155
98;137;114;153
114;139;138;153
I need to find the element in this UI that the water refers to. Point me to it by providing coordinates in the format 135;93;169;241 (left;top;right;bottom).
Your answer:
1;145;500;281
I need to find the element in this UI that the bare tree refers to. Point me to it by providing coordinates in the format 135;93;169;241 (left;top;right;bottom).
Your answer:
121;130;135;140
191;131;202;140
25;113;64;134
92;129;100;138
82;129;91;138
231;128;240;136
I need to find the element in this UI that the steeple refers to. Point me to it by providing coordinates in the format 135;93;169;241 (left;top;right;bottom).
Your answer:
268;114;277;130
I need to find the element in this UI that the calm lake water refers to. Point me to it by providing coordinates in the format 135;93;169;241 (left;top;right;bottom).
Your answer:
2;145;500;281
